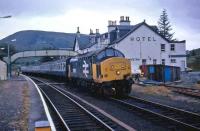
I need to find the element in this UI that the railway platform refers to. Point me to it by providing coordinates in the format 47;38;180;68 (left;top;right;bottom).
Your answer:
0;75;50;130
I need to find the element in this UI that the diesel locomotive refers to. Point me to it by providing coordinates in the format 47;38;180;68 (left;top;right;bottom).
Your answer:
22;47;133;97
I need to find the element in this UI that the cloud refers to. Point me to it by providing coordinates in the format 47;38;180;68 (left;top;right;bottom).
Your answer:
157;0;200;32
0;0;70;16
0;0;199;50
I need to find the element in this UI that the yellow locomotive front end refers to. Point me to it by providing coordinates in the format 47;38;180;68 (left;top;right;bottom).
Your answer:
93;57;131;82
91;48;133;97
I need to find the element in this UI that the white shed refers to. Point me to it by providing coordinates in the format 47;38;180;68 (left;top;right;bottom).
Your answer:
0;60;7;80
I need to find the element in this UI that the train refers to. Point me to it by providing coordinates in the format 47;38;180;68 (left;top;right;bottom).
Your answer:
21;47;134;97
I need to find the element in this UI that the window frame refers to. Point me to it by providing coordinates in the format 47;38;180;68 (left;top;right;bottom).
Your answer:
170;44;175;51
153;59;157;65
171;59;176;63
162;59;165;65
161;44;165;52
142;59;147;65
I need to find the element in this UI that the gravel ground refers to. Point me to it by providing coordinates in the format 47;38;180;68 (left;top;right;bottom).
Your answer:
172;71;200;88
0;76;29;130
131;84;200;114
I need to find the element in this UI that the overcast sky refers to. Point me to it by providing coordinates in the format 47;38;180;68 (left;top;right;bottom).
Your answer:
0;0;199;50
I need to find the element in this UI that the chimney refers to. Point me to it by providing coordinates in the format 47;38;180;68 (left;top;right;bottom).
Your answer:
108;20;117;32
96;29;99;34
108;20;112;26
76;27;80;34
120;16;124;21
119;16;130;26
89;29;94;35
126;16;130;21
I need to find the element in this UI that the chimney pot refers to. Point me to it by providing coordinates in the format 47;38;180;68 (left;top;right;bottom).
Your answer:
126;16;130;21
96;29;99;34
108;20;112;26
77;27;80;33
120;16;124;21
90;29;93;35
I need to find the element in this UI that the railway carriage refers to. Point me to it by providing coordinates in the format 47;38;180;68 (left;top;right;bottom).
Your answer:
22;47;133;97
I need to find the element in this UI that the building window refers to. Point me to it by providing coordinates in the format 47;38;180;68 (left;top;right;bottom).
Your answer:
162;59;165;65
142;59;146;65
171;59;176;63
161;44;165;51
171;44;175;51
153;59;157;65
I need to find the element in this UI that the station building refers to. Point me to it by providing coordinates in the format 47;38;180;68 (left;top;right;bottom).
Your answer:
0;60;7;80
73;16;186;73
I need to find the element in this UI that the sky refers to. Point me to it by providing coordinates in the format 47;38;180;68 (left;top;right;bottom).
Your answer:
0;0;199;50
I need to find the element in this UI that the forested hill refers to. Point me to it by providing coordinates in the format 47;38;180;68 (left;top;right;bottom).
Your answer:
187;48;200;71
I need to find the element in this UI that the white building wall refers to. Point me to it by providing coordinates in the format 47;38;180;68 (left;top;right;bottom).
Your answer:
113;24;186;73
0;61;7;80
169;42;186;71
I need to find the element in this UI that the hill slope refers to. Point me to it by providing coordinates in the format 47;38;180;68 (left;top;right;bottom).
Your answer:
0;30;90;52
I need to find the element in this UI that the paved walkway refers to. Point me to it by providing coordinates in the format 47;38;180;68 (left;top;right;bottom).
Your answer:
0;75;47;130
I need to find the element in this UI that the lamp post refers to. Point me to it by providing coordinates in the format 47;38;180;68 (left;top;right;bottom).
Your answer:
7;43;11;79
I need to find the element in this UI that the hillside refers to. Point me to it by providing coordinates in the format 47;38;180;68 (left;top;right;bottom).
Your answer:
187;48;200;71
0;30;90;52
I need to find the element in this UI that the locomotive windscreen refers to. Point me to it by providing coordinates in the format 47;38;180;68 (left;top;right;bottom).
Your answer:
97;48;124;61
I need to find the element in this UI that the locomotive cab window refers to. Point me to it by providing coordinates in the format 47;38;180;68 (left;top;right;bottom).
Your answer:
114;50;124;57
97;51;106;60
106;49;114;57
96;48;124;61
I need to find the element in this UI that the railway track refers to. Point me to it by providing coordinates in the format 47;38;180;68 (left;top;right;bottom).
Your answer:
31;77;126;131
165;85;200;98
110;96;200;130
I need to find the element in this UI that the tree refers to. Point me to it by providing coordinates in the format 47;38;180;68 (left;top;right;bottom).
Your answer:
158;9;174;41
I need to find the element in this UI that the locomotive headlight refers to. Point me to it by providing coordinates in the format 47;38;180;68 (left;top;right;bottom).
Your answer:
116;71;120;75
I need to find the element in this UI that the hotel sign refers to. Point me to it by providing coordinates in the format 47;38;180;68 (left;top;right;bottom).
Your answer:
130;36;156;42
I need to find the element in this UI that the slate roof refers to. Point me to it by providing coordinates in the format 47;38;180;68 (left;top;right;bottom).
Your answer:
73;34;93;50
74;21;185;50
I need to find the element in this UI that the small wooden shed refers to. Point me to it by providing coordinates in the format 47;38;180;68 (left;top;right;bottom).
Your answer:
141;64;180;82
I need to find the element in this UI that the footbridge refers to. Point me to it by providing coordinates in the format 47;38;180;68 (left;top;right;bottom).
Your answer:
3;49;78;63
